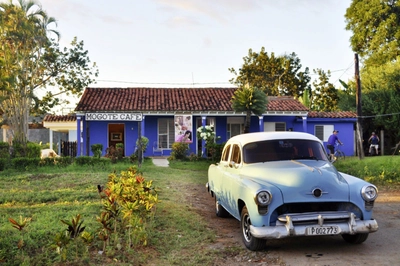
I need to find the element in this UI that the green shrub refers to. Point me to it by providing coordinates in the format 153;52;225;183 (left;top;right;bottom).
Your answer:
170;142;189;160
0;158;6;171
99;166;158;249
0;142;10;159
74;156;93;166
133;136;149;163
75;156;111;166
10;142;41;158
11;157;40;171
56;156;74;167
116;143;124;160
136;136;149;154
206;142;225;162
91;144;103;158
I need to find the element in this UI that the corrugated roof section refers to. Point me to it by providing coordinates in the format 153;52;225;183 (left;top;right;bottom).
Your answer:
43;114;77;122
308;111;357;118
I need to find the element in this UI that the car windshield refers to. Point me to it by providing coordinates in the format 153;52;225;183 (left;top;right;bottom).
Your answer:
243;139;329;164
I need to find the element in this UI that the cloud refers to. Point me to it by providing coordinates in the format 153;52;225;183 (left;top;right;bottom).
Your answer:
155;0;261;25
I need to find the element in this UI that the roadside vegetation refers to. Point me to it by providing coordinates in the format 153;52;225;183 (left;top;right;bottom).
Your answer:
0;158;216;265
1;154;399;265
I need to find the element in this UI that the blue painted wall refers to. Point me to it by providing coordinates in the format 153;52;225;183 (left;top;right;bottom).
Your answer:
79;115;357;158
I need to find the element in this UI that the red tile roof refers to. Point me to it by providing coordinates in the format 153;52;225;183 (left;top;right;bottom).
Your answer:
75;87;309;113
43;114;77;122
308;111;357;118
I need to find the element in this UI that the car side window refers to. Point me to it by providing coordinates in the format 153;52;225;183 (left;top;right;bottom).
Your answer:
222;144;231;162
231;144;241;164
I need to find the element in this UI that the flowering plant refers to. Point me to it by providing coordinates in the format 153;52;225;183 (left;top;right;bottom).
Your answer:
197;125;218;143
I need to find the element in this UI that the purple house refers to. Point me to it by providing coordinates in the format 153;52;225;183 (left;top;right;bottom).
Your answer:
45;87;357;157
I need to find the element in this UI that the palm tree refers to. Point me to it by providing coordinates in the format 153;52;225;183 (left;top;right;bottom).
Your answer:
231;84;267;133
0;0;58;146
298;88;311;109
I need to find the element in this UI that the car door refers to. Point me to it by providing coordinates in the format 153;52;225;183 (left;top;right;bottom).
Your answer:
212;144;231;197
221;143;242;219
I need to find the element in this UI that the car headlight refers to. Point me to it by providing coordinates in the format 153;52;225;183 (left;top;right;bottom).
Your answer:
254;190;272;206
361;185;378;202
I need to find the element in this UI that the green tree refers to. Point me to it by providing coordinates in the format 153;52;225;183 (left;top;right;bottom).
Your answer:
360;62;400;146
0;0;98;147
229;47;311;98
231;84;267;133
345;0;400;67
337;79;356;112
311;69;339;111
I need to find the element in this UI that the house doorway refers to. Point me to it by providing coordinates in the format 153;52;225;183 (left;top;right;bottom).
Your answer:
108;124;125;156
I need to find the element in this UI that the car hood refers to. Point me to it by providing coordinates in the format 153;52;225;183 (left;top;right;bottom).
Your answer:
243;160;349;203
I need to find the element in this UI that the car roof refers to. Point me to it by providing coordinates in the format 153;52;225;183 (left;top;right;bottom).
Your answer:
227;132;322;145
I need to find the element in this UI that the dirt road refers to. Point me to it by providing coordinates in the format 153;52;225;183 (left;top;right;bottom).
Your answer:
190;185;400;266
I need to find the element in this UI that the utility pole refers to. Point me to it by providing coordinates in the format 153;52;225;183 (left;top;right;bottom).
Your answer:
355;54;364;159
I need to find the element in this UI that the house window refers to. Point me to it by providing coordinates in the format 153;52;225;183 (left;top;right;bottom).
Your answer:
315;125;334;141
264;122;286;132
227;117;244;138
158;118;175;149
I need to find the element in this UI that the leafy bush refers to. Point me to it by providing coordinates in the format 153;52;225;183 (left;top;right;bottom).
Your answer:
26;142;41;158
11;141;41;158
131;136;149;163
11;157;40;171
0;158;6;171
206;142;225;162
0;142;10;159
98;166;158;249
116;143;124;159
91;144;103;158
74;156;93;166
75;156;111;166
170;142;189;160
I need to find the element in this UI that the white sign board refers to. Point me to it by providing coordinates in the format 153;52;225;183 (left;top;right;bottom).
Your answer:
85;113;143;121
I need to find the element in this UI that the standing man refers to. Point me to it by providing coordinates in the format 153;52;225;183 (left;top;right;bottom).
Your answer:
327;130;343;161
368;132;380;155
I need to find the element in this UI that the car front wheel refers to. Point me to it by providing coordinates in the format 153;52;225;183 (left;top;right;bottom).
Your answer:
342;233;369;244
240;206;266;251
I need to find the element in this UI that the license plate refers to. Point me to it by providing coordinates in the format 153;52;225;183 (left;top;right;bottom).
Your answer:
306;226;339;235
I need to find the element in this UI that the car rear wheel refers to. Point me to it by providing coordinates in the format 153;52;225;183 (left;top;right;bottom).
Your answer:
240;206;266;251
215;197;230;218
342;233;369;244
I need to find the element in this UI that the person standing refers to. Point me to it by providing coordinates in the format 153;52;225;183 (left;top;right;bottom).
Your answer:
327;130;343;161
368;132;380;155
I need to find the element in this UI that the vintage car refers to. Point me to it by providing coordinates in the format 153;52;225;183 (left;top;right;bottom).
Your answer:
206;132;378;251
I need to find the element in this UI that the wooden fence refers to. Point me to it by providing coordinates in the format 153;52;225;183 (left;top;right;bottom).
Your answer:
61;141;77;157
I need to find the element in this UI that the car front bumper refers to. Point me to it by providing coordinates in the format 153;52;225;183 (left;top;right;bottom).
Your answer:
250;211;378;239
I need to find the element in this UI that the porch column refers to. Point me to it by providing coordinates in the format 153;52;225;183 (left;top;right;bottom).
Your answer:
49;130;53;150
202;116;206;157
258;116;264;132
141;115;145;157
76;116;81;157
302;116;307;132
2;127;6;142
141;116;145;137
58;132;61;154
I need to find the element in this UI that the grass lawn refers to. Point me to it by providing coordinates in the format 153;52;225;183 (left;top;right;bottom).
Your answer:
0;155;399;265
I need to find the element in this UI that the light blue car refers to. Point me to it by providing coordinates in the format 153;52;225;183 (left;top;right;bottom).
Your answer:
206;132;378;251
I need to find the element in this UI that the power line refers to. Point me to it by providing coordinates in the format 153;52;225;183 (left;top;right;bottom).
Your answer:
360;112;400;119
96;80;231;85
97;64;357;86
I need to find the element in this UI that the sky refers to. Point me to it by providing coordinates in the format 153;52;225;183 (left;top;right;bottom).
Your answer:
36;0;355;111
